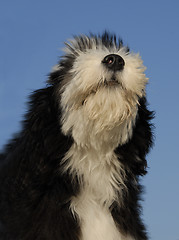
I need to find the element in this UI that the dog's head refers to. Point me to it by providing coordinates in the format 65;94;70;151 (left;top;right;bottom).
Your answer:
49;33;149;147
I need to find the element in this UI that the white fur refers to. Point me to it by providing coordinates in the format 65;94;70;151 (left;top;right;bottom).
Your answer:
61;88;138;149
72;199;126;240
62;145;134;240
60;41;147;240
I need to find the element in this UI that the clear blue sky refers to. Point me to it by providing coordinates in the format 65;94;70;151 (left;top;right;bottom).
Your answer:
0;1;179;239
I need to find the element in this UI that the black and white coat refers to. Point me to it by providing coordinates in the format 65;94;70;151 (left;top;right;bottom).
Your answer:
0;33;154;240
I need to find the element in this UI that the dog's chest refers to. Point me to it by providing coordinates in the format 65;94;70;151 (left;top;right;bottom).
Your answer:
67;148;130;240
74;198;120;240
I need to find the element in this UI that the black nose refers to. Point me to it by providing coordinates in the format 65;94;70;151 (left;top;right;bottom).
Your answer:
102;54;125;71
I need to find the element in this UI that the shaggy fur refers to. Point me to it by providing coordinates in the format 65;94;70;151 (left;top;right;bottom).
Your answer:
0;32;154;240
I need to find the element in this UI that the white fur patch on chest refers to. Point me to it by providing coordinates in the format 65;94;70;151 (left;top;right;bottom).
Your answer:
73;201;134;240
74;200;121;240
63;146;134;240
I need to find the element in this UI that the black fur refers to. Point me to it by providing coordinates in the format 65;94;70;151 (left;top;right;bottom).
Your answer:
0;33;154;240
0;87;80;239
112;97;154;239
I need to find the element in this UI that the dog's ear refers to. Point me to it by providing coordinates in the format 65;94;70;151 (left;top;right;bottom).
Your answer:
23;87;73;160
115;97;154;175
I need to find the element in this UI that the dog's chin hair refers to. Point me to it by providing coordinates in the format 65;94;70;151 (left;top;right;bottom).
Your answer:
83;87;138;127
61;86;138;149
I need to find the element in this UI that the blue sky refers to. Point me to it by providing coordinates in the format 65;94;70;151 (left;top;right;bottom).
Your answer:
0;0;179;239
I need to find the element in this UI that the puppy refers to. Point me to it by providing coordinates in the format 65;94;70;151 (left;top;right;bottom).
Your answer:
0;32;154;240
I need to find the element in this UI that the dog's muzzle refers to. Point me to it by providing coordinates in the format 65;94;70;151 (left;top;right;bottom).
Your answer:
102;54;125;72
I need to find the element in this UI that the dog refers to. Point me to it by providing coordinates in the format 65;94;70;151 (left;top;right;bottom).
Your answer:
0;32;154;240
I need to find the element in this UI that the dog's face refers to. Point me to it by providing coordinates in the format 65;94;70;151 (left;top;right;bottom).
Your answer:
52;33;148;147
